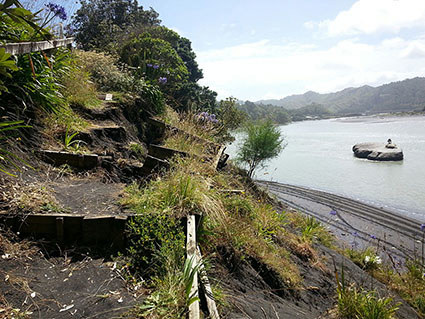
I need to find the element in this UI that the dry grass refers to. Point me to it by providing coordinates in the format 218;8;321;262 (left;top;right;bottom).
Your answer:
61;62;101;109
41;105;89;140
162;132;206;156
365;260;425;316
1;181;63;214
158;107;219;142
0;231;38;261
123;111;336;316
0;293;32;319
0;232;37;319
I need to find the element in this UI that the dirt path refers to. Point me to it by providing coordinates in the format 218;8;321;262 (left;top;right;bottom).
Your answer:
256;181;425;262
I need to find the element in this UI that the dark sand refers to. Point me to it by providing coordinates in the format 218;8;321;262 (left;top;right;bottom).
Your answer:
257;181;425;263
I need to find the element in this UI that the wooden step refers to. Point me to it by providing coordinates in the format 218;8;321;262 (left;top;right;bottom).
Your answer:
0;213;132;249
148;144;190;161
40;150;112;169
71;102;121;121
148;118;221;155
140;155;170;175
78;125;127;145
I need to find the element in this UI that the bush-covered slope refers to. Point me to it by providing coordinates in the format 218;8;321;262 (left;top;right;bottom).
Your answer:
258;77;425;114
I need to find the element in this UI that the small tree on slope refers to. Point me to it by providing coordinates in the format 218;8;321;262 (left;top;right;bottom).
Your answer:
237;120;285;178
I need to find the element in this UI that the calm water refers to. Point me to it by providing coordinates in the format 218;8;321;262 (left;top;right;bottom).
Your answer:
227;115;425;221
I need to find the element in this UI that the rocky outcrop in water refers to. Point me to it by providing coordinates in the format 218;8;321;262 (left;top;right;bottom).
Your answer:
352;142;404;161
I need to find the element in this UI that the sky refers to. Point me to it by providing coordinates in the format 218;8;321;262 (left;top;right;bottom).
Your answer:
24;0;425;101
140;0;425;101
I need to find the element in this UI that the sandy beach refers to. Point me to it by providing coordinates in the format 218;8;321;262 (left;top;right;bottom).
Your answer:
257;180;425;262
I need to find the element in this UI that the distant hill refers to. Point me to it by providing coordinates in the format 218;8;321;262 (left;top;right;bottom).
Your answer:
257;77;425;114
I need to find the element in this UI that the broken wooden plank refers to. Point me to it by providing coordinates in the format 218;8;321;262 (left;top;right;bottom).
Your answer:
196;246;220;319
212;145;226;170
148;118;221;154
140;155;170;175
148;144;189;161
1;38;74;55
187;214;200;319
216;189;245;194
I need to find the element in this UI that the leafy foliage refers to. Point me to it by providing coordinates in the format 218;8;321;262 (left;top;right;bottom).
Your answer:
345;247;382;271
72;0;160;52
139;83;165;114
218;98;247;131
0;0;50;43
0;0;52;96
134;254;199;319
75;50;144;93
3;49;74;113
72;1;218;114
172;82;217;113
136;26;203;83
237;120;285;177
121;33;188;85
0;47;18;94
237;100;291;125
336;267;400;319
0;120;29;176
126;207;185;274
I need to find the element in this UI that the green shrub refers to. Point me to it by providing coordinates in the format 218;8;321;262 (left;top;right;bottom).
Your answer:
345;247;382;271
236;119;285;177
6;50;71;113
120;34;188;85
289;213;334;247
405;259;424;280
336;266;400;319
338;285;400;319
414;296;425;315
222;195;256;219
126;251;198;319
128;142;146;160
61;55;100;108
75;50;144;93
138;83;165;114
126;210;185;274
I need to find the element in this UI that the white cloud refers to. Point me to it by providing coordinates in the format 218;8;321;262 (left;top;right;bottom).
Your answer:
303;21;315;30
220;23;237;32
197;36;425;101
319;0;425;36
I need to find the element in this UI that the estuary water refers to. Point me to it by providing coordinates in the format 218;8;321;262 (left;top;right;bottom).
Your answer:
227;115;425;221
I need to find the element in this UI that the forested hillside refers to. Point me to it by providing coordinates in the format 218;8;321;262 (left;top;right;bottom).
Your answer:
257;77;425;115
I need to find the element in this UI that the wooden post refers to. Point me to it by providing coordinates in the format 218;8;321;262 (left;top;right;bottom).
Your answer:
186;214;200;319
197;246;220;319
56;217;64;242
212;145;226;170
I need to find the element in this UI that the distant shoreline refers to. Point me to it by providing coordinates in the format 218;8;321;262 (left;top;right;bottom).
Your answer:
286;110;425;125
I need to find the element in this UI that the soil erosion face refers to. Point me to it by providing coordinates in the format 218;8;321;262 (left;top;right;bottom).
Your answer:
0;239;142;319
